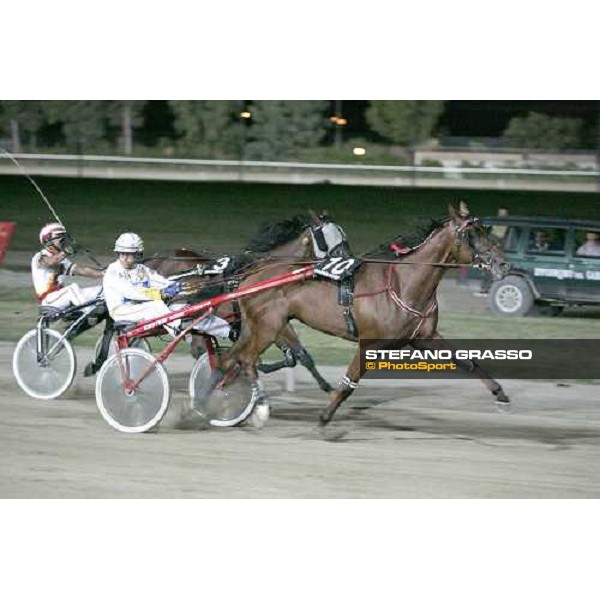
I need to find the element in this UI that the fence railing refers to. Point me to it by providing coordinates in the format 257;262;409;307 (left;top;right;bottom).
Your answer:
1;153;599;193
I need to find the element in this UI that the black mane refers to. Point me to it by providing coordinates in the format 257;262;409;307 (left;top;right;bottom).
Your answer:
244;215;310;253
364;217;449;258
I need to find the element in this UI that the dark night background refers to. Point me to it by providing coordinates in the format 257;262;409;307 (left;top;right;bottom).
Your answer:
141;100;599;145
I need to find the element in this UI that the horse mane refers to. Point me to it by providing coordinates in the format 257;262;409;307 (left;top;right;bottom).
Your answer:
244;214;311;253
364;217;450;258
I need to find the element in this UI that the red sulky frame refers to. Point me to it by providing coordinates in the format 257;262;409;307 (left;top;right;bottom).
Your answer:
113;266;315;395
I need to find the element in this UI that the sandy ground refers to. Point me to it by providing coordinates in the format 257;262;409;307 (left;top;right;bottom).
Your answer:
2;340;600;498
2;265;600;498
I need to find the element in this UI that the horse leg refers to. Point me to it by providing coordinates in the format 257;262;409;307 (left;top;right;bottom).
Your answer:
232;322;291;413
257;339;297;374
222;308;286;396
319;350;362;426
412;333;510;407
272;324;333;393
84;318;114;377
292;346;333;393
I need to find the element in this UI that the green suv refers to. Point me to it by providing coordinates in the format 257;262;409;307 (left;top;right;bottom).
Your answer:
477;216;600;317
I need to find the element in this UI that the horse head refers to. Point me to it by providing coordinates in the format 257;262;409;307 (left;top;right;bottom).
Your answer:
448;201;510;279
308;210;351;259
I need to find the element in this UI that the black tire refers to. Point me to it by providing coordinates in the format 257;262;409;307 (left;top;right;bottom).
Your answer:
489;276;535;317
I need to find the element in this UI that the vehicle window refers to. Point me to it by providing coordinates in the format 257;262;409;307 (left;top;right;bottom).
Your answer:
574;229;600;259
501;226;523;252
526;228;566;255
490;222;508;241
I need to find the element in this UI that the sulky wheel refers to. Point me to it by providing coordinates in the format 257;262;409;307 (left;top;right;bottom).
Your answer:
188;353;262;427
95;348;170;433
12;329;76;400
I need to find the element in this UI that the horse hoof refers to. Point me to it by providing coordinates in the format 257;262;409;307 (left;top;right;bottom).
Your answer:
318;410;333;426
249;401;270;429
495;396;513;414
317;423;349;442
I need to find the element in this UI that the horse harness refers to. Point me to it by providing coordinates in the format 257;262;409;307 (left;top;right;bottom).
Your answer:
346;216;490;339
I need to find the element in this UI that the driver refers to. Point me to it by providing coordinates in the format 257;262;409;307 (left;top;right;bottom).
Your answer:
103;232;230;338
32;222;103;309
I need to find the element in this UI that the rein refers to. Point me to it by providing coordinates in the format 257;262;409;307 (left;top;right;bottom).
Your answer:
360;257;466;267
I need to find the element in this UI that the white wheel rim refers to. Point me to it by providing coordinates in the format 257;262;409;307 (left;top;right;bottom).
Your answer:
496;285;523;313
189;354;258;427
12;329;76;399
95;348;170;433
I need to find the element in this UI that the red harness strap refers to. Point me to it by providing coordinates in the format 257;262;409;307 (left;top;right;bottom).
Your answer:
389;242;411;255
352;264;437;337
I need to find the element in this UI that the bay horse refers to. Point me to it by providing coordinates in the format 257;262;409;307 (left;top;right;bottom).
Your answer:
144;215;334;393
222;202;511;426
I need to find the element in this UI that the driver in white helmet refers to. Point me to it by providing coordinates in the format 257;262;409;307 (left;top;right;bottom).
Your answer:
103;232;230;338
32;222;103;309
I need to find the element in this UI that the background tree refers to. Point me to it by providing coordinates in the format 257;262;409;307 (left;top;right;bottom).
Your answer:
245;100;329;161
169;100;246;158
42;101;108;152
0;101;45;153
502;112;583;150
106;101;147;155
365;101;445;147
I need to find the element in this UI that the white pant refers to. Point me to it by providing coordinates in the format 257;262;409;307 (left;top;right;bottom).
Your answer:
112;300;176;326
112;301;230;338
42;284;102;310
192;314;231;338
169;303;231;338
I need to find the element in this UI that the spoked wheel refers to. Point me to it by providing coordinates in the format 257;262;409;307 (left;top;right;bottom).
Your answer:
12;329;76;399
95;348;170;433
189;353;262;427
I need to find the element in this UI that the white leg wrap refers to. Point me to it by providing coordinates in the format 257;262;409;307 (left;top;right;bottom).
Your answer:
340;376;359;390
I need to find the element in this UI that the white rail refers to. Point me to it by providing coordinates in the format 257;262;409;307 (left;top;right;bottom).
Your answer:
1;153;599;192
3;152;600;177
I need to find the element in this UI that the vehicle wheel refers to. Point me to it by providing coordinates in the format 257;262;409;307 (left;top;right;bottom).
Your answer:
189;353;259;427
12;329;76;399
95;348;170;433
489;276;535;317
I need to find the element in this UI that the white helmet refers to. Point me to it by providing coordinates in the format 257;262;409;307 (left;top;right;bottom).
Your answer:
114;232;144;254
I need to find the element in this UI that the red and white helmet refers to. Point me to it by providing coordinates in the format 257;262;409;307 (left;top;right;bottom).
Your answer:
114;232;144;254
39;222;67;246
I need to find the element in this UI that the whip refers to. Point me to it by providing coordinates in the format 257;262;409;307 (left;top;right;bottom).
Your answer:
1;147;105;268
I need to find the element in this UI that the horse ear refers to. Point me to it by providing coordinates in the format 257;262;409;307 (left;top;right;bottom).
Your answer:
459;201;470;217
308;209;319;224
448;203;460;222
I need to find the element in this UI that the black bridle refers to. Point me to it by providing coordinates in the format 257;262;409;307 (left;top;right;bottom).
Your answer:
454;217;495;270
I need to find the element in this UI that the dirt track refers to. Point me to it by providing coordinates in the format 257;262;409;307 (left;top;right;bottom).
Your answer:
2;341;600;498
